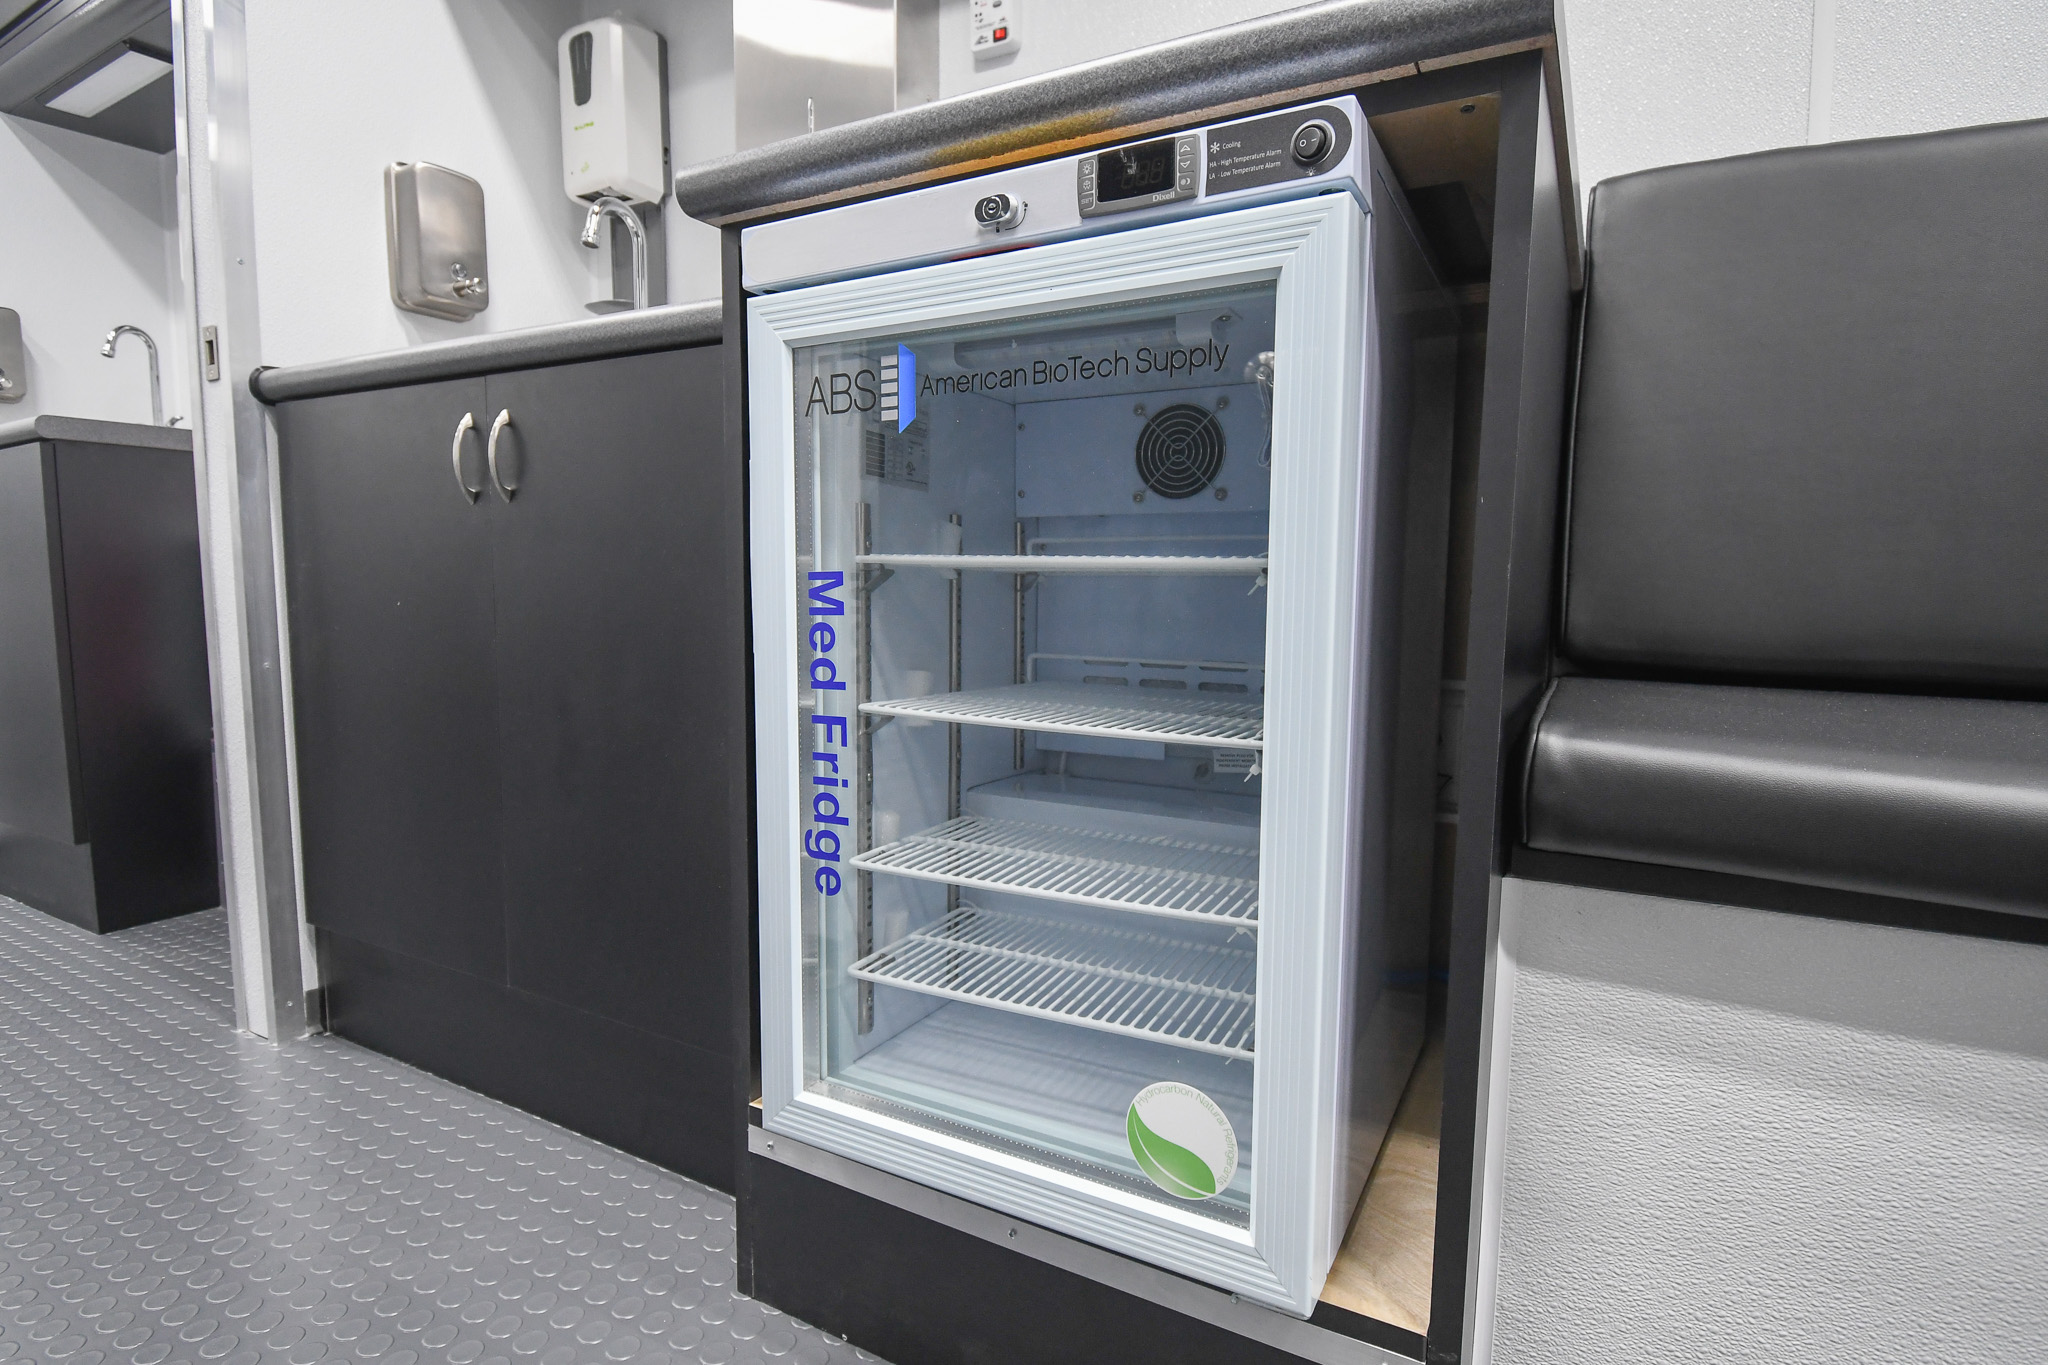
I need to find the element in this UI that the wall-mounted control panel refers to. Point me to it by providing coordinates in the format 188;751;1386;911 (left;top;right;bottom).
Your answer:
741;95;1364;291
970;0;1020;59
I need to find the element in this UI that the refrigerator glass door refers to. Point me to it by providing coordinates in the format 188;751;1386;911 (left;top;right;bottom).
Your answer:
751;194;1373;1314
797;281;1272;1222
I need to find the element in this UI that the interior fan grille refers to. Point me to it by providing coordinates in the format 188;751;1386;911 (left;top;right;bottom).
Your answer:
1135;404;1225;499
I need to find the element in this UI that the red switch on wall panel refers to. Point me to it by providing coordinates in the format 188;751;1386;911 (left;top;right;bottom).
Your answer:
970;0;1020;57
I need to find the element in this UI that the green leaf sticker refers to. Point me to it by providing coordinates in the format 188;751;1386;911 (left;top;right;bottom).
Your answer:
1126;1082;1238;1201
1128;1106;1217;1198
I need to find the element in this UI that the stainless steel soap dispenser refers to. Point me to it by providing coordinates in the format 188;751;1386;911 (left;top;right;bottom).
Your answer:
384;162;490;322
0;308;24;404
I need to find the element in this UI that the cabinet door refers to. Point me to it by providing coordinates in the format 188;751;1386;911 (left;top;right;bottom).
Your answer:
485;347;736;1044
0;442;83;843
277;378;506;977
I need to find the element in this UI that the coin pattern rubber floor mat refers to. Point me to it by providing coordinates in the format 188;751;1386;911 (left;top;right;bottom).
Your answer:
0;897;882;1365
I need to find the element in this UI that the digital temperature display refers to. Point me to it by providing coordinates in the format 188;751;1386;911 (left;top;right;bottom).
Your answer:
1077;132;1196;219
1097;138;1175;202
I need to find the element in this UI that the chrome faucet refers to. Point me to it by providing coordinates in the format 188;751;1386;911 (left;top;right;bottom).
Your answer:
102;325;164;426
579;196;648;311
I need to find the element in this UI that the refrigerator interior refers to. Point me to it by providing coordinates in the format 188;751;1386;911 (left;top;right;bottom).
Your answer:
794;282;1279;1222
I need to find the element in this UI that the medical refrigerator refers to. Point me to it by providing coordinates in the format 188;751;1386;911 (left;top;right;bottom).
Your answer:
744;96;1455;1315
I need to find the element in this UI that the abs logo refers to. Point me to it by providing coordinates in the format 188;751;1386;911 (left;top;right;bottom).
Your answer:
804;344;917;431
878;345;916;431
1126;1083;1238;1200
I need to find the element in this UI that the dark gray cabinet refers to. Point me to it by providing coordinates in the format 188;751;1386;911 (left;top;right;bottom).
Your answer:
0;418;220;932
275;342;740;1189
486;354;732;1044
275;377;504;977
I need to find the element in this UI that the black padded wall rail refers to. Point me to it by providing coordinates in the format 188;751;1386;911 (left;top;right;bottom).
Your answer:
1524;677;2048;920
1561;117;2048;690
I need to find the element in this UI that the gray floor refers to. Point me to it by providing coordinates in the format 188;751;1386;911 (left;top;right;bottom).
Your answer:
0;896;881;1365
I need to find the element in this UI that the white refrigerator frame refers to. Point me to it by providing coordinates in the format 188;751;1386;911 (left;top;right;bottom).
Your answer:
747;193;1379;1316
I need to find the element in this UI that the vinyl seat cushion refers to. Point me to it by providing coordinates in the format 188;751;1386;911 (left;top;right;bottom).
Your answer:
1524;677;2048;919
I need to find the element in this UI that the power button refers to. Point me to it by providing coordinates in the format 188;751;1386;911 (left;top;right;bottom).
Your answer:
1291;120;1334;165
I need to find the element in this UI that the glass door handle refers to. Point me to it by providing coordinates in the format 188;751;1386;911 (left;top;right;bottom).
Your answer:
487;408;517;501
450;411;481;503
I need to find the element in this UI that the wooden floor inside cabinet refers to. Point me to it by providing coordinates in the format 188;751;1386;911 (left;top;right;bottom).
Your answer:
1321;1036;1442;1333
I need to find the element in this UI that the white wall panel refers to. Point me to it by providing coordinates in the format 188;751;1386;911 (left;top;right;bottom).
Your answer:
1827;0;2048;142
246;0;593;367
936;0;1302;99
0;118;185;424
244;0;732;369
1485;878;2048;1364
931;0;2048;210
1557;0;1812;205
226;0;2048;368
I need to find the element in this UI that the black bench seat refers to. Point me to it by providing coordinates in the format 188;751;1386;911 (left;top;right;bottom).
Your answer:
1526;678;2048;919
1526;116;2048;928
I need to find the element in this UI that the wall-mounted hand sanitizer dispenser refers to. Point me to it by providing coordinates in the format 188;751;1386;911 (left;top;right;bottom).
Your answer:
559;18;666;204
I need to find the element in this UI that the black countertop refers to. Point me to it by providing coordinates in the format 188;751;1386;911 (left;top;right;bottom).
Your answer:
672;0;1554;227
0;415;193;452
251;300;723;405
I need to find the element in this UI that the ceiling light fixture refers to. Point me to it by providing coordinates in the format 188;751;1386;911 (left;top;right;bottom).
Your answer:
44;47;171;119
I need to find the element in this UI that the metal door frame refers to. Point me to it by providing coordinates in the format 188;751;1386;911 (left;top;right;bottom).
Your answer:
170;0;312;1041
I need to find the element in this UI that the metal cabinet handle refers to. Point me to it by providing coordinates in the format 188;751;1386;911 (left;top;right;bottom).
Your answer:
451;411;480;502
487;408;516;501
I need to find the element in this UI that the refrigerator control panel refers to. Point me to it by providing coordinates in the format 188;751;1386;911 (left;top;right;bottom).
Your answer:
740;95;1366;290
1077;133;1199;218
1203;104;1355;197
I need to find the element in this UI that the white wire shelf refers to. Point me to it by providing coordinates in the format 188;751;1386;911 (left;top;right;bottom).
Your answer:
860;681;1264;750
1026;534;1268;553
1030;652;1263;696
855;553;1266;576
853;816;1259;926
849;906;1257;1059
